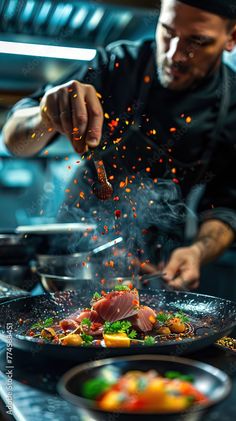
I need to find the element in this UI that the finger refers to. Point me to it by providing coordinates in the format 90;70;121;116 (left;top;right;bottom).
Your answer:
84;86;103;148
70;85;88;137
163;255;184;282
58;90;73;140
168;271;199;290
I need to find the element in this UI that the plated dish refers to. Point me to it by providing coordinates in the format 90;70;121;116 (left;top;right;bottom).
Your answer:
82;368;208;413
58;355;232;420
0;289;235;359
26;285;195;347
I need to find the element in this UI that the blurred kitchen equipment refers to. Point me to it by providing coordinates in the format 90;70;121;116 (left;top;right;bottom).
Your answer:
58;354;231;421
0;232;41;265
1;290;236;361
36;237;124;292
15;222;97;235
140;273;189;291
0;280;29;303
0;265;37;291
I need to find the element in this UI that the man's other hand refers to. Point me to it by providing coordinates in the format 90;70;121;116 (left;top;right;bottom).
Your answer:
163;245;202;290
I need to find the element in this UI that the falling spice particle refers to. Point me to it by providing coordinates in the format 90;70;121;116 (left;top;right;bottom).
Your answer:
170;127;177;133
104;113;110;119
96;92;102;99
186;116;192;123
144;75;151;83
119;177;128;188
31;133;36;139
104;225;109;233
146;167;151;173
113;137;122;144
47;127;53;132
115;209;121;218
79;191;85;199
115;62;120;68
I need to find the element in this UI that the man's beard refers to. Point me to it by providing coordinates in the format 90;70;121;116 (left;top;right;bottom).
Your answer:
157;54;191;90
156;50;223;91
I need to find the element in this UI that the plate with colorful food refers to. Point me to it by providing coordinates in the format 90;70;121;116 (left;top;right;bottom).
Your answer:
0;285;236;360
58;354;231;420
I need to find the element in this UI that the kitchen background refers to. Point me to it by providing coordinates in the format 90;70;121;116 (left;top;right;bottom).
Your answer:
0;0;236;299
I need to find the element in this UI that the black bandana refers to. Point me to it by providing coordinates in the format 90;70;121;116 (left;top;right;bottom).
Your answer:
179;0;236;19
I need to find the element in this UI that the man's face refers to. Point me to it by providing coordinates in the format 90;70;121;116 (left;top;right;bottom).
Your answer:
156;0;235;90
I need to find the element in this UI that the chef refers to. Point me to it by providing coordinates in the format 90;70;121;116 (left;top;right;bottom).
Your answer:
3;0;236;290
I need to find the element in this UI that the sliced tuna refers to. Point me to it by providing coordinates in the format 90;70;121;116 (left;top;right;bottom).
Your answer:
74;309;103;324
59;318;79;332
93;289;139;322
129;306;156;332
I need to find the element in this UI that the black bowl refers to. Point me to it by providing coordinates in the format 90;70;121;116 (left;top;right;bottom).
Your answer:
58;355;231;421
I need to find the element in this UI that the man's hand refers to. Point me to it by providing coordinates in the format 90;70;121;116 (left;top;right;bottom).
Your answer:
163;245;202;290
40;80;104;154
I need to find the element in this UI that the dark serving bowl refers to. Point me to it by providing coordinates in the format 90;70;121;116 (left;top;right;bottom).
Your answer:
58;355;231;421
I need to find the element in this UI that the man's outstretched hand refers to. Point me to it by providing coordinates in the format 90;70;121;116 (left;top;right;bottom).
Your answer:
40;80;104;154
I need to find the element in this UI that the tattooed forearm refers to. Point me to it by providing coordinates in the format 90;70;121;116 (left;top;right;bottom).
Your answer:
192;219;235;264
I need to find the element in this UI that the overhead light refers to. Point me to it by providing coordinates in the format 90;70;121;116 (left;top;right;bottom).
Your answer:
0;40;96;61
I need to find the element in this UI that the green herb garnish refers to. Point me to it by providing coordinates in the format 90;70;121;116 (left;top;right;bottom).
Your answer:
156;312;171;324
128;329;138;339
104;320;132;334
165;371;194;383
31;317;54;330
174;311;190;323
114;285;130;291
82;378;114;399
104;321;137;340
81;318;92;328
81;333;93;344
144;336;155;346
93;292;102;300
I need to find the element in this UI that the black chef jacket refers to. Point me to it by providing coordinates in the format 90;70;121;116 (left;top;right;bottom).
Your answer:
8;40;236;234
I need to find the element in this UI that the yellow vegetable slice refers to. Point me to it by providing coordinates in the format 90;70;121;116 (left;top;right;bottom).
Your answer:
103;332;130;347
